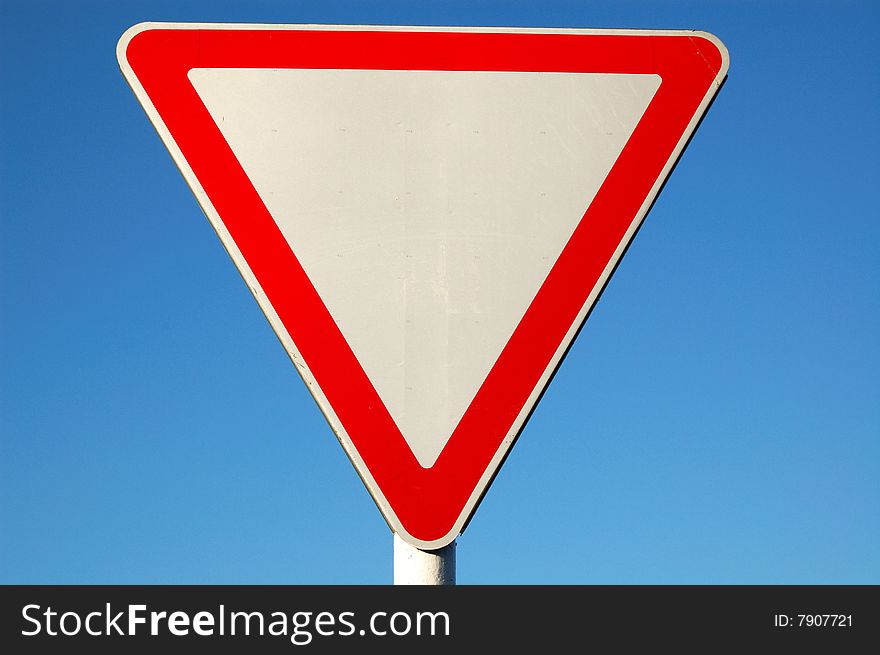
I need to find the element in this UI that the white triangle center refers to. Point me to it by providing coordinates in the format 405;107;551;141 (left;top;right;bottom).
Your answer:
189;68;660;467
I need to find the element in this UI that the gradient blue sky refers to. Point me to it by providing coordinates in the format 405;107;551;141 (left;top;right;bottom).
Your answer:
1;1;878;584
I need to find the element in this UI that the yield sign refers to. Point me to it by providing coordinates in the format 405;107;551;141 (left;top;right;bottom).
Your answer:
118;23;728;549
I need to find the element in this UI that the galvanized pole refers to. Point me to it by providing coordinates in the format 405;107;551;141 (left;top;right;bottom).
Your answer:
393;534;456;585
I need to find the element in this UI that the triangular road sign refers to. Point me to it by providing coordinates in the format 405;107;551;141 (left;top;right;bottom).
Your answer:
118;23;728;549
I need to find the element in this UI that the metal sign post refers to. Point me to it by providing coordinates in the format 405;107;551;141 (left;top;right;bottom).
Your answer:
393;536;456;586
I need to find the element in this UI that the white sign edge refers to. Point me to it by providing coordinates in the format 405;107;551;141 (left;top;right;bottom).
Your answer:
117;22;729;550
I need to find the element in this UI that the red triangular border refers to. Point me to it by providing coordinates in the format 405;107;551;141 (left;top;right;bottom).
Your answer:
120;25;727;547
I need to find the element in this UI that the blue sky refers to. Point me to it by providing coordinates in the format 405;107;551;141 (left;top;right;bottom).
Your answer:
1;1;878;584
